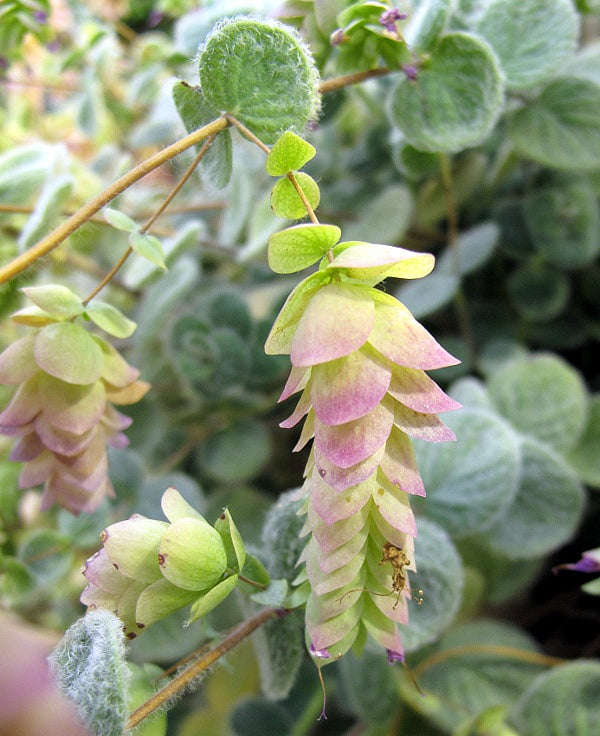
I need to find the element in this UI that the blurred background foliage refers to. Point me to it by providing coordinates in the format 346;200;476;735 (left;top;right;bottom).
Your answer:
1;1;600;734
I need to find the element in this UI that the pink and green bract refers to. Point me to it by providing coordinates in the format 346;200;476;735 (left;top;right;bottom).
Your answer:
0;322;149;514
265;242;461;662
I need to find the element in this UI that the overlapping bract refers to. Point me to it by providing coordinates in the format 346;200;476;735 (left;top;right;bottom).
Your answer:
0;321;148;513
81;488;243;638
266;243;460;661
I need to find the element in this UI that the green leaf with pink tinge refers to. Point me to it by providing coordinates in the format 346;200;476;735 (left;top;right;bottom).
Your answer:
327;243;434;283
34;323;104;385
0;335;38;385
39;374;105;434
291;282;375;367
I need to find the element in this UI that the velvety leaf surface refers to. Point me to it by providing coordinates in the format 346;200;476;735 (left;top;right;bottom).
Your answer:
34;323;104;385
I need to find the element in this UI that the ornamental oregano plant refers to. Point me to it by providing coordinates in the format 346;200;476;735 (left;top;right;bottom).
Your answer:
1;3;600;735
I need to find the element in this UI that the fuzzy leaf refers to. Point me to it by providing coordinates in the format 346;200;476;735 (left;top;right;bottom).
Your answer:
388;32;504;153
508;78;600;171
510;661;600;736
268;224;340;274
252;609;304;701
251;579;288;607
476;0;579;90
21;284;83;319
487;354;588;453
172;81;232;189
266;131;316;175
85;301;137;339
404;0;454;52
401;518;463;652
567;394;600;489
198;17;320;144
270;173;320;219
412;409;521;537
480;437;585;559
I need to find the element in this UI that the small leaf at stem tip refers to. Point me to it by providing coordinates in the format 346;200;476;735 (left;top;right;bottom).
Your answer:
251;578;288;607
103;207;138;232
128;232;166;269
268;224;341;274
266;131;317;176
271;173;320;219
21;284;83;319
85;300;137;339
215;508;246;572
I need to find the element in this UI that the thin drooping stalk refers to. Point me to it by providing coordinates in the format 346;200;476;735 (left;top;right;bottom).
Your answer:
0;117;229;285
126;607;278;730
81;133;218;305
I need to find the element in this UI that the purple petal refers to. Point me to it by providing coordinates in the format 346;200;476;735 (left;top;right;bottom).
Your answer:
0;376;41;428
309;643;331;658
34;415;96;456
387;649;404;664
9;431;45;462
311;347;391;425
291;283;374;367
40;375;105;434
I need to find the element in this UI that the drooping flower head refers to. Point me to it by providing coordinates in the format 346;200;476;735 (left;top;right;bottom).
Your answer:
0;285;149;513
266;236;460;661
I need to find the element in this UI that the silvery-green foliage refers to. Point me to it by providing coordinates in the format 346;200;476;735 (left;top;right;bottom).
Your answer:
49;611;129;736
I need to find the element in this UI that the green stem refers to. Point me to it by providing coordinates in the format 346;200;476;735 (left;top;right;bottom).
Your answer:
0;117;229;285
126;607;277;731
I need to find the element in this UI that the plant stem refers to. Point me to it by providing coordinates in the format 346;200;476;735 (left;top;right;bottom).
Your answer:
0;117;229;286
81;134;218;305
319;67;391;94
287;172;320;225
126;607;277;730
413;644;565;679
438;153;476;365
225;113;271;154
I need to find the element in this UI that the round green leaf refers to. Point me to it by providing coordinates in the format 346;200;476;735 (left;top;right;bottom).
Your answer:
85;300;137;338
476;0;579;90
401;518;463;652
21;284;83;319
198;17;320;144
487;353;588;452
481;436;585;559
511;661;600;736
413;409;521;537
508;78;600;171
342;184;414;244
159;518;227;591
34;322;104;385
268;223;341;274
523;178;600;270
388;32;504;153
567;394;600;489
270;173;320;219
251;608;304;701
437;223;500;276
396;272;458;320
265;131;316;176
404;0;454;52
197;419;271;483
507;265;570;322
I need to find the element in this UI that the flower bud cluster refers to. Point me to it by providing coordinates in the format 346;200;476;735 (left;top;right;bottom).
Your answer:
266;241;460;662
81;487;244;638
0;288;149;513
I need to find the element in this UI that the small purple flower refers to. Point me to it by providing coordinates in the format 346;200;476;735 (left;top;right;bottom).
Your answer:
309;643;331;659
33;10;48;23
553;547;600;574
380;9;408;34
402;64;418;81
147;10;163;28
387;648;404;664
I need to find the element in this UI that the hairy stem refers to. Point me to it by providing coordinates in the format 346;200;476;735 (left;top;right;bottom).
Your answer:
126;607;277;730
0;117;229;285
319;67;391;94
